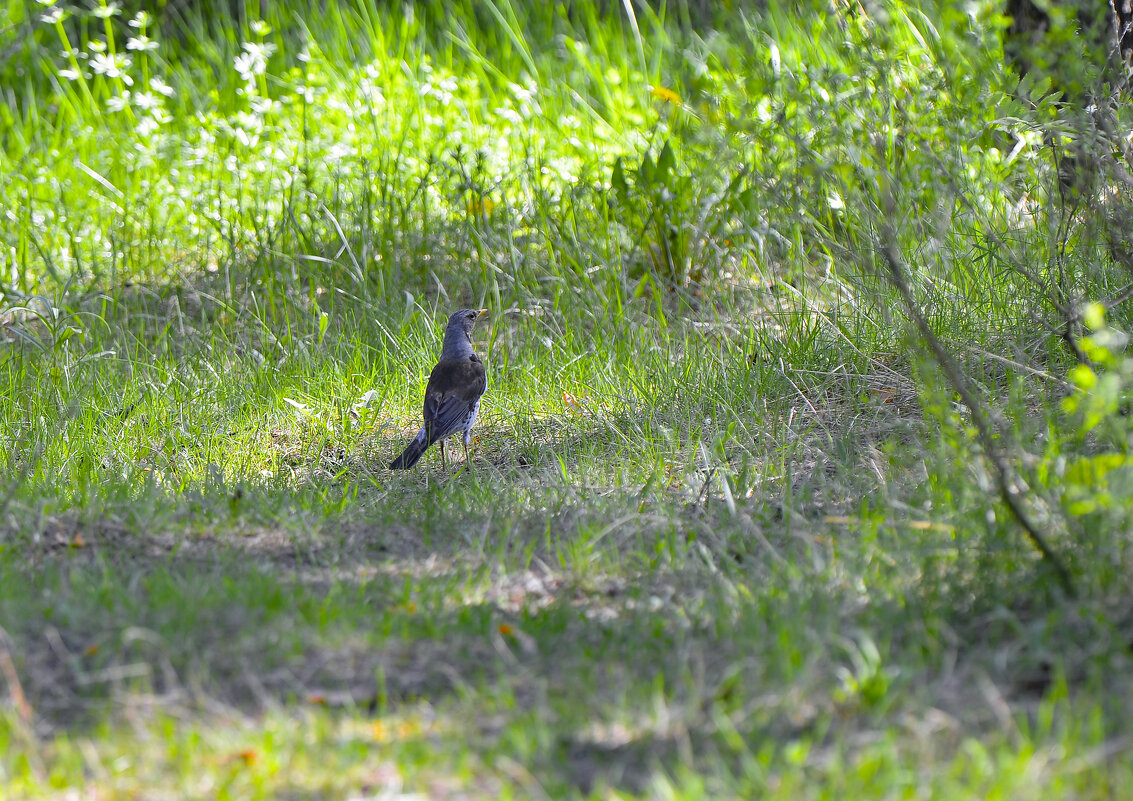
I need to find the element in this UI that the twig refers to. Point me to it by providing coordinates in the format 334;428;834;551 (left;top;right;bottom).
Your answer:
879;235;1074;595
0;641;33;727
962;344;1073;390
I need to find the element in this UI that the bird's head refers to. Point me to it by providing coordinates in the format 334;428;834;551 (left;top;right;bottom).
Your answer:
447;308;488;343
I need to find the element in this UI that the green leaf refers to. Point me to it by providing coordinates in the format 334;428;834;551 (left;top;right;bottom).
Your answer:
632;273;652;298
1065;452;1127;485
1083;301;1105;331
637;152;656;186
53;325;84;353
317;312;329;346
1068;364;1096;390
655;139;675;183
1067;497;1100;516
610;157;628;203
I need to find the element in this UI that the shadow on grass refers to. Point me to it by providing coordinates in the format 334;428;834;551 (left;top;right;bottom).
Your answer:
0;522;821;796
3;388;1129;796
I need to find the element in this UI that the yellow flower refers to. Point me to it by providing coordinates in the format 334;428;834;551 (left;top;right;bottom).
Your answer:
650;85;682;105
466;195;497;217
372;719;423;742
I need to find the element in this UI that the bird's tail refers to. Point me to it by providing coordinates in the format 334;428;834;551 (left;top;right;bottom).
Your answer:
389;428;429;469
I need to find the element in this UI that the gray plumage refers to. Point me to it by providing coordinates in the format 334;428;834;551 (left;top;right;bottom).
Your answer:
389;309;488;470
440;308;480;360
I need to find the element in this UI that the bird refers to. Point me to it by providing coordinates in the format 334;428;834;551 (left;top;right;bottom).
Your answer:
389;308;489;470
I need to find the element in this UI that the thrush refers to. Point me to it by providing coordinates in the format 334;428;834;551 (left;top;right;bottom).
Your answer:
389;308;488;470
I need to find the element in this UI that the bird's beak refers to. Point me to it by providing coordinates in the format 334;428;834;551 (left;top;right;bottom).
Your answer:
476;309;489;319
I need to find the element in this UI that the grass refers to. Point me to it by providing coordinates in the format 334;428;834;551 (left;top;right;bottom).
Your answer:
2;0;1133;796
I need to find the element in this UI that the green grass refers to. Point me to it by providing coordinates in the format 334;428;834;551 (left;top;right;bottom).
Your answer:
2;0;1133;796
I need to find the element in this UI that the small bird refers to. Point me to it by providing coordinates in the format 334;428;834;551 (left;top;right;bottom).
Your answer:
389;308;489;470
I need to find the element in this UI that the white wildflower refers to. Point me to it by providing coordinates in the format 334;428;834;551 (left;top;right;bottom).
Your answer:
249;96;276;115
126;35;158;52
149;76;174;97
234;51;256;80
234;41;275;81
58;67;84;81
128;10;150;28
41;7;65;24
359;82;384;107
90;51;131;79
233;111;262;131
495;106;522;125
105;92;130;112
249;20;270;36
91;2;121;19
132;91;157;111
136;116;159;137
233;127;257;147
326;141;353;162
544;157;579;183
509;80;537;104
419;73;457;104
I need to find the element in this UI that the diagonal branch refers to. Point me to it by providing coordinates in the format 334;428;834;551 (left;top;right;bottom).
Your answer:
878;233;1074;596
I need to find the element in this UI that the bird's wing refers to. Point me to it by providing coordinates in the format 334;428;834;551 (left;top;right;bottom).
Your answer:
422;357;487;442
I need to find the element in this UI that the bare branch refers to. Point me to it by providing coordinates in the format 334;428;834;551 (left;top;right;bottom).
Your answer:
878;233;1074;595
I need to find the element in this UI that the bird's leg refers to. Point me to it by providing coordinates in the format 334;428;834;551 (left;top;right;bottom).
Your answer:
440;439;447;471
462;438;471;468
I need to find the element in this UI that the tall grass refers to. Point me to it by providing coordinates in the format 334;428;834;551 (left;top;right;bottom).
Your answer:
3;0;1129;593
